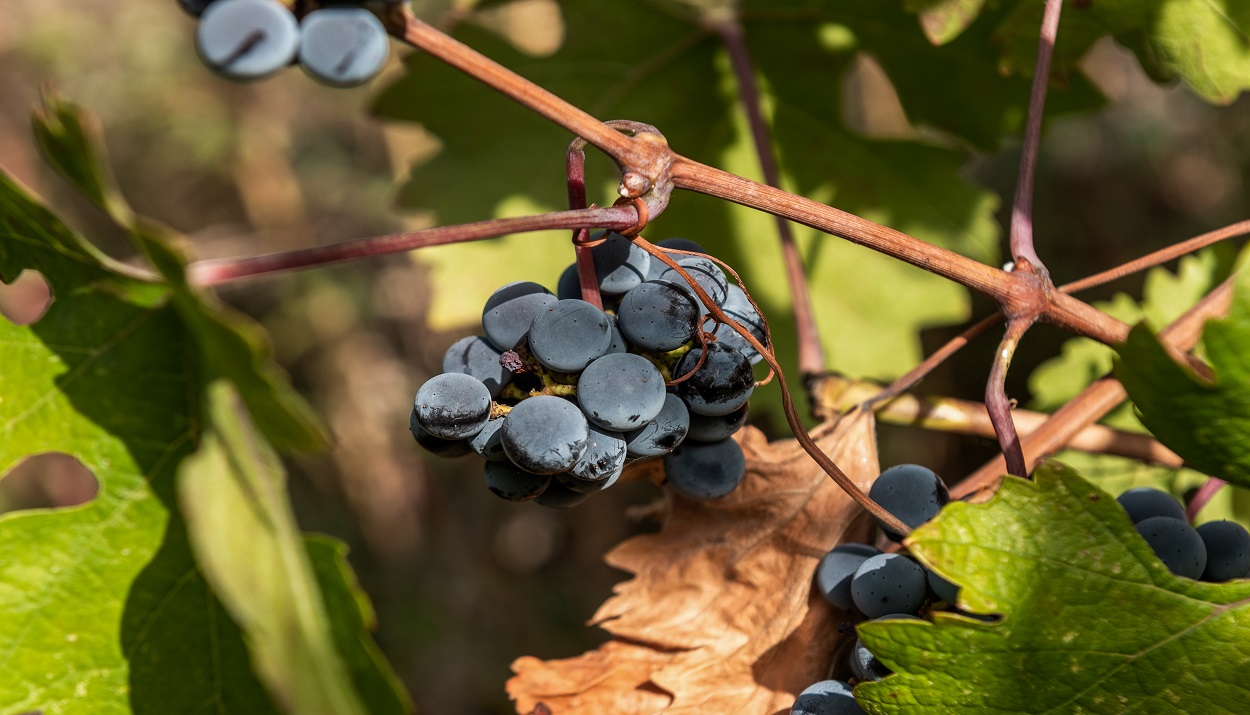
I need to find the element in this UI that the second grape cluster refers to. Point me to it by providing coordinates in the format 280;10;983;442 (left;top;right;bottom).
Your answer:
410;234;769;508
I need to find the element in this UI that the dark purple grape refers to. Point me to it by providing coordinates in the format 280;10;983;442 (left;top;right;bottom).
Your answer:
1135;516;1207;579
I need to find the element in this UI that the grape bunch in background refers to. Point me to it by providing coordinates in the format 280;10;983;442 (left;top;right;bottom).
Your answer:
409;234;769;509
180;0;394;87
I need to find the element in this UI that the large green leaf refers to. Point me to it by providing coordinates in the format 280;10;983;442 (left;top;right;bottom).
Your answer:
0;102;408;714
997;0;1250;104
856;462;1250;714
179;381;411;715
1115;257;1250;488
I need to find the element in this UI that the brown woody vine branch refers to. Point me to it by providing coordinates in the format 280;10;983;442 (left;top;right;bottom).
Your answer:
953;276;1237;500
817;376;1181;468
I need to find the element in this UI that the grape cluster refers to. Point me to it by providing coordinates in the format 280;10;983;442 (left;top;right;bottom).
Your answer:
410;235;768;508
792;464;955;712
181;0;393;87
1118;487;1250;582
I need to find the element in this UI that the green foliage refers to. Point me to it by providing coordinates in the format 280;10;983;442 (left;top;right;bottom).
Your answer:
857;462;1250;714
1116;257;1250;488
995;0;1250;103
1025;247;1240;522
0;101;408;714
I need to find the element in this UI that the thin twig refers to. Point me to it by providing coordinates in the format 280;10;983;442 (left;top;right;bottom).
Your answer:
819;376;1181;467
715;18;825;378
1008;0;1063;273
987;319;1032;477
1059;220;1250;293
1187;478;1227;522
862;314;1003;408
566;141;603;309
188;205;641;285
954;277;1237;500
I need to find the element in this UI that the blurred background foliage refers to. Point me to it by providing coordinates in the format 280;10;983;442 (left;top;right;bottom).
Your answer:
2;0;1250;712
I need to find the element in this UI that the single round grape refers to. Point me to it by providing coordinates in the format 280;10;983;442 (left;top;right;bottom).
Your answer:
590;231;651;295
868;464;950;541
1196;521;1250;582
1117;487;1186;524
409;409;471;458
850;553;927;619
567;427;627;484
605;314;629;355
659;255;729;308
502;396;590;474
673;343;755;417
1135;516;1207;579
483;460;549;502
686;403;749;442
413;373;491;440
664;438;745;500
624;393;690;458
442;335;511;398
850;614;922;682
481;281;556;352
816;544;876;610
616;280;699;352
713;285;768;364
647;238;708;280
927;568;959;604
527;299;613;373
790;679;863;715
657;237;707;253
179;0;219;17
197;0;300;81
577;353;667;431
469;415;506;461
299;7;389;88
556;263;581;300
535;479;591;509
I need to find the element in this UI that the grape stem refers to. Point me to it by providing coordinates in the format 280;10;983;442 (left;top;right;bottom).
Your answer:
565;139;604;309
187;205;642;285
1186;478;1227;522
1008;0;1063;275
953;276;1237;500
987;318;1031;477
816;375;1182;468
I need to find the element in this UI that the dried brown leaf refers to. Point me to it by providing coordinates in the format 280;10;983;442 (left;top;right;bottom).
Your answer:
507;411;881;714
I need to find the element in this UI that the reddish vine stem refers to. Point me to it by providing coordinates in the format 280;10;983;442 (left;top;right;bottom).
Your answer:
714;18;826;378
987;319;1032;477
863;314;1003;407
1009;0;1063;273
1059;220;1250;293
954;277;1237;500
187;206;642;286
1187;479;1227;522
566;141;603;309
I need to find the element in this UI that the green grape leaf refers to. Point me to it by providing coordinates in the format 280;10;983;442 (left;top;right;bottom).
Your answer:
179;381;411;715
904;0;990;44
1115;259;1250;488
0;111;406;713
29;94;326;454
856;461;1250;714
997;0;1250;104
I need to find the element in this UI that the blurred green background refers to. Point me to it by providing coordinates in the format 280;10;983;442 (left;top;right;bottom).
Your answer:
2;1;1249;713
